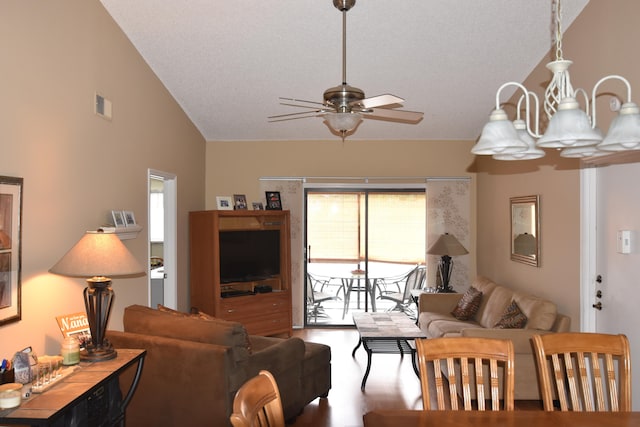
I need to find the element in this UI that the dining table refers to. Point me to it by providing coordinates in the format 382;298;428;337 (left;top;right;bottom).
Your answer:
363;409;640;427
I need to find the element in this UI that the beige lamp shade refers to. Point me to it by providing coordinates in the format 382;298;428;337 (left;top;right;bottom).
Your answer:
427;233;468;256
49;230;144;278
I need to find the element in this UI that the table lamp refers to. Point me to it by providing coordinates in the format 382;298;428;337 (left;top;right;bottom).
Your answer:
427;233;468;293
50;229;144;362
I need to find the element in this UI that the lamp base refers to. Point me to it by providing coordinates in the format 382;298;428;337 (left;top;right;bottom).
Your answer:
81;344;117;362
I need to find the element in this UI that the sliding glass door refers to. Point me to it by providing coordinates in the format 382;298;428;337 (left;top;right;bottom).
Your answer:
305;188;425;326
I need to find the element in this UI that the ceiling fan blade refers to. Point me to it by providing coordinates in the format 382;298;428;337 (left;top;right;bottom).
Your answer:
279;97;327;107
357;94;405;109
363;108;424;123
268;110;323;122
279;102;332;112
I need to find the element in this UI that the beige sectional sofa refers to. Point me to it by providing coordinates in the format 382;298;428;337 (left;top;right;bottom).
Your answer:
417;276;570;400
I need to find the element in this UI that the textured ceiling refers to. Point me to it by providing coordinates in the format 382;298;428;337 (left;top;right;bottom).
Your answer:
100;0;589;142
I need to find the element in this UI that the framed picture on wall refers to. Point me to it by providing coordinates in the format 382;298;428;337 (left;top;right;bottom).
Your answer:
123;210;137;226
0;176;23;326
265;191;282;210
216;196;233;210
112;210;126;227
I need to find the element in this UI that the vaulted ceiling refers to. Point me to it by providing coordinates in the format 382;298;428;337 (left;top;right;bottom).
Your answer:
100;0;589;142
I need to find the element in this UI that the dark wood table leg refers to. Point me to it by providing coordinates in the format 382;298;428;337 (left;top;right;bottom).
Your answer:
361;339;373;391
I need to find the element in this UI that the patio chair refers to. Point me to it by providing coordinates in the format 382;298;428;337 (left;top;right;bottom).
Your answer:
307;273;340;322
376;265;418;295
531;332;631;412
378;266;426;316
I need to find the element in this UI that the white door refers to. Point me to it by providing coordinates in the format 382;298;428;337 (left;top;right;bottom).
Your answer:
148;169;177;309
582;163;640;409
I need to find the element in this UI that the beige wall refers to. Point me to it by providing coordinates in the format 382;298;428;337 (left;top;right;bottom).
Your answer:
476;0;640;327
0;1;205;356
206;139;476;209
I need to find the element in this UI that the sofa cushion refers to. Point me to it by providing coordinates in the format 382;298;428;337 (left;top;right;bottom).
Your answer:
494;300;528;329
426;315;484;337
451;286;482;320
512;293;557;331
474;282;514;328
124;304;251;364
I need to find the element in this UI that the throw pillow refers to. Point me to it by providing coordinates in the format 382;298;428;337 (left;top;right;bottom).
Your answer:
494;300;528;329
451;286;483;320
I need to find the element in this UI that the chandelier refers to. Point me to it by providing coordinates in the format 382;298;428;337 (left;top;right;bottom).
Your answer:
472;0;640;160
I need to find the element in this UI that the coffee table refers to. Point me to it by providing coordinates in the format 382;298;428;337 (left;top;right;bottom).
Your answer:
352;312;427;390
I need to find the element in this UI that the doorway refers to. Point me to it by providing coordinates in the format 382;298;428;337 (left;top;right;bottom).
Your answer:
148;169;177;309
305;188;426;326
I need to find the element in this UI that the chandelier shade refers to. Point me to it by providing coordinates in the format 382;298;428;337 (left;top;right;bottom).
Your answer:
536;97;603;148
493;120;545;161
471;109;528;155
597;102;640;151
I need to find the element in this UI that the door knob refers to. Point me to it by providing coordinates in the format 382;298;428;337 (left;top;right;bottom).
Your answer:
592;302;602;310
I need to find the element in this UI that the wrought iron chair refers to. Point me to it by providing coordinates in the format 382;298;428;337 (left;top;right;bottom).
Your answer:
416;337;515;411
378;266;426;316
230;370;285;427
531;332;631;412
307;273;340;322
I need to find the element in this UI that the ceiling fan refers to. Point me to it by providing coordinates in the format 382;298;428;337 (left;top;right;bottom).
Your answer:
268;0;424;140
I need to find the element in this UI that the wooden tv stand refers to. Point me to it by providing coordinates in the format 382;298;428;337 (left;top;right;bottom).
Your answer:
189;210;292;336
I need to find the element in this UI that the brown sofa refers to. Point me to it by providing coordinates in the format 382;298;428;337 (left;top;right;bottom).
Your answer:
417;276;571;400
106;305;331;426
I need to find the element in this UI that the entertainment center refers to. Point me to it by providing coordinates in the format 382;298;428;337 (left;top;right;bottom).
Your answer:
189;210;292;336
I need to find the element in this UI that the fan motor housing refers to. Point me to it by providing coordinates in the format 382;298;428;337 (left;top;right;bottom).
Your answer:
323;84;364;111
333;0;356;12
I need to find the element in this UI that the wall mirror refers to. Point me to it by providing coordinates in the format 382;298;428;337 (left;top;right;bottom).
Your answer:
510;195;540;267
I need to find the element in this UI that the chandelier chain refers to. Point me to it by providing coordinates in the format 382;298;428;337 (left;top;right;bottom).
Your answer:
553;0;564;61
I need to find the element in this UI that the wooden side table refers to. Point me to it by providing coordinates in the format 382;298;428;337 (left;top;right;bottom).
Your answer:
0;348;145;426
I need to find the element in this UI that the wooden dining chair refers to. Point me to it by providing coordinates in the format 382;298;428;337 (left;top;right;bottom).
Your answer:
229;370;285;427
531;332;631;412
415;337;515;411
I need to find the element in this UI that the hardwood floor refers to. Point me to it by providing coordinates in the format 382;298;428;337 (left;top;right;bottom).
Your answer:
289;327;542;427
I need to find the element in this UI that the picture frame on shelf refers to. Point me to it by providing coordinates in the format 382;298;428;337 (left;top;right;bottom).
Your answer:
265;191;282;210
233;194;248;210
111;210;125;228
123;210;136;226
0;175;23;326
216;196;233;210
252;202;264;210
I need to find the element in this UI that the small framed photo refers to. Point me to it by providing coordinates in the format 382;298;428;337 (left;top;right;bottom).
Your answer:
233;194;248;210
265;191;282;210
123;210;136;226
112;210;125;227
252;202;264;210
216;196;233;210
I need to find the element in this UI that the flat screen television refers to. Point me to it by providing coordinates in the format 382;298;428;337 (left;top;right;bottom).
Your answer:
219;230;280;283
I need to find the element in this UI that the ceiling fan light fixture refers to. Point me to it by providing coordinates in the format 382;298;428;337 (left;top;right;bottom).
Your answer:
325;112;362;133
